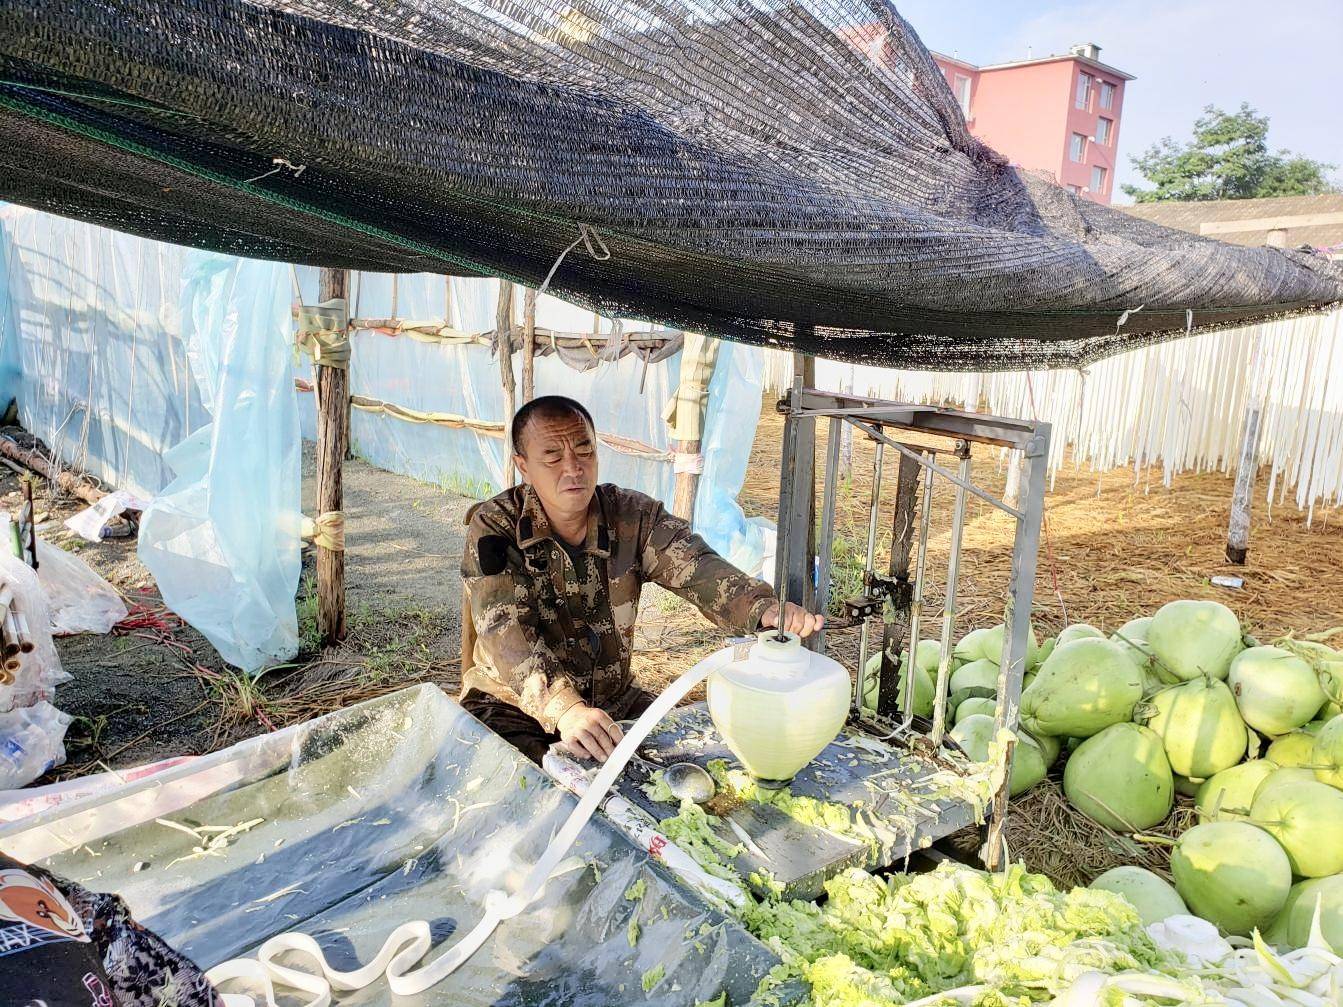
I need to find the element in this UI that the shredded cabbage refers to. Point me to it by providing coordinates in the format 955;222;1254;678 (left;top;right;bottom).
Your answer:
742;864;1188;1006
643;769;677;803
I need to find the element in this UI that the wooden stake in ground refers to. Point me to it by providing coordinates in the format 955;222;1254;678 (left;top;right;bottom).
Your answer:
495;282;517;486
1227;335;1265;566
316;267;349;645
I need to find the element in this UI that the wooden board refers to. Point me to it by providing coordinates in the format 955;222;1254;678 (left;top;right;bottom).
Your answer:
614;704;982;902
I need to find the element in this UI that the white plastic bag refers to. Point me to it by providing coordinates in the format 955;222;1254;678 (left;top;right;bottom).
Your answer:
34;538;129;635
0;701;71;789
64;489;149;542
0;552;70;712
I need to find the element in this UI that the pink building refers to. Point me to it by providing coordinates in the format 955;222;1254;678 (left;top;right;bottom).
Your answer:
932;43;1134;205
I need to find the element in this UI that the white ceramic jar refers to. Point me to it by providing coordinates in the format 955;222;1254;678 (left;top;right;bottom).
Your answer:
706;631;850;789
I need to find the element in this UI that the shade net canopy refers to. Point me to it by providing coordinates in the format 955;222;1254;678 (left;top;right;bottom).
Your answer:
0;0;1339;369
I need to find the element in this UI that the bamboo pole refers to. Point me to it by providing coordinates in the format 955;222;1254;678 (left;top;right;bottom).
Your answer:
495;282;517;486
668;332;720;522
521;288;537;404
316;267;349;645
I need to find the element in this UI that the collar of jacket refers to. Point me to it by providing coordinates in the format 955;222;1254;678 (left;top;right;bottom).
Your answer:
515;483;612;558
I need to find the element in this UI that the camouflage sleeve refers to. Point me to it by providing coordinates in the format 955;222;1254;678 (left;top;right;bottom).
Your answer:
635;493;775;634
462;511;586;732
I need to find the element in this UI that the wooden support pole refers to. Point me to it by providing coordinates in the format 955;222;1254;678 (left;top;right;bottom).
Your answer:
495;282;517;486
671;438;701;521
1226;403;1263;564
316;267;349;646
521;288;537;404
876;451;923;719
668;332;720;522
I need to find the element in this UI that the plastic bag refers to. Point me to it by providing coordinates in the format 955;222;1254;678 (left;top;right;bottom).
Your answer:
64;489;149;542
0;552;71;712
35;538;129;635
0;701;71;789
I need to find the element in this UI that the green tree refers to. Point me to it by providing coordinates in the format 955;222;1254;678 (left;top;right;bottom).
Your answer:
1123;103;1337;203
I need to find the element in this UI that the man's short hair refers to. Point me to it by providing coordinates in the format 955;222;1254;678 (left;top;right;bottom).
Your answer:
510;396;595;455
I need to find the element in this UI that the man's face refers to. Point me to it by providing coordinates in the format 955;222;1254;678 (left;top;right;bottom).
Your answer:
514;411;599;523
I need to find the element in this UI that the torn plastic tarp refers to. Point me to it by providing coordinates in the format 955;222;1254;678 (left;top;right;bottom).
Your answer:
0;684;800;1006
136;249;303;674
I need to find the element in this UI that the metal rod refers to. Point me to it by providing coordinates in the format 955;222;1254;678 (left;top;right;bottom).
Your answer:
815;416;842;651
773;374;804;640
930;445;972;746
848;418;1024;520
984;428;1050;871
901;448;937;730
853;439;885;713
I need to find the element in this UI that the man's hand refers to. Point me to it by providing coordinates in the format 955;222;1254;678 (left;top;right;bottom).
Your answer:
557;704;624;762
760;601;825;639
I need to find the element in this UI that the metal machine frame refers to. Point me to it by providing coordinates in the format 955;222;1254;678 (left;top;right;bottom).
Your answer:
772;373;1051;869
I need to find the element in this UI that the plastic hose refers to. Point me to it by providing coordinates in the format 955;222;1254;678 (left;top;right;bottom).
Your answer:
207;643;736;1007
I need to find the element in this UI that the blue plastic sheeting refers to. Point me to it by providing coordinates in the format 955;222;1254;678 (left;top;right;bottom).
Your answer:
695;338;769;575
136;251;302;672
0;206;207;496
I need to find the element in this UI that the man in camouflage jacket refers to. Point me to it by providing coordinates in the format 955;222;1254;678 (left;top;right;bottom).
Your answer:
461;396;823;763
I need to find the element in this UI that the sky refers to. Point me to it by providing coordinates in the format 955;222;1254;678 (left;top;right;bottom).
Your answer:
894;0;1343;202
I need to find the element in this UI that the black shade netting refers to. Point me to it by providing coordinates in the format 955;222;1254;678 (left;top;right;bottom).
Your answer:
0;0;1339;369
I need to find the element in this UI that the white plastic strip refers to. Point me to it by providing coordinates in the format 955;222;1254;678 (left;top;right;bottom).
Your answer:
763;308;1343;518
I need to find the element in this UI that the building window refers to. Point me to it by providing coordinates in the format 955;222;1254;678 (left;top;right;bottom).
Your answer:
1075;72;1092;109
954;74;972;117
1100;81;1116;110
1091;165;1107;193
1070;132;1086;162
1096;117;1113;145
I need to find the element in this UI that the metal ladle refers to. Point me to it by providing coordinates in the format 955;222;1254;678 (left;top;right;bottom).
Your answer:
661;761;716;804
616;720;716;805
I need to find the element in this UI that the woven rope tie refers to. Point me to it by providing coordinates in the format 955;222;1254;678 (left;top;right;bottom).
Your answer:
298;328;351;370
302;511;345;551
